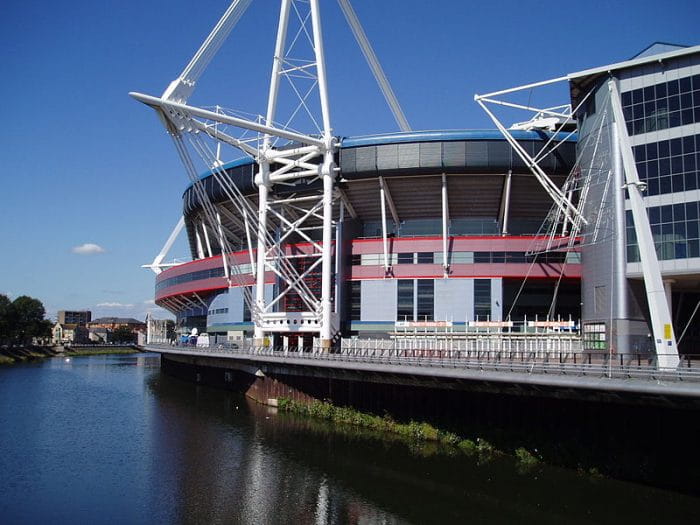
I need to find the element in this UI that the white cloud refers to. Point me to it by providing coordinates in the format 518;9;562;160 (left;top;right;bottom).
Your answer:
96;302;134;308
143;299;156;305
72;243;106;255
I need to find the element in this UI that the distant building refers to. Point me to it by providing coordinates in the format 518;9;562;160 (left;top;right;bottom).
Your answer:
88;317;146;332
88;328;110;343
57;310;92;325
52;322;88;344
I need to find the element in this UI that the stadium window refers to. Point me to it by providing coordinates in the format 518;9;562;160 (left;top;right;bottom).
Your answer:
397;280;414;322
349;281;361;321
474;279;491;319
416;280;434;321
397;252;414;264
416;252;433;264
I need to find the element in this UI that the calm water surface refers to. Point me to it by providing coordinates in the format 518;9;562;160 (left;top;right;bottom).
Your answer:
0;354;698;524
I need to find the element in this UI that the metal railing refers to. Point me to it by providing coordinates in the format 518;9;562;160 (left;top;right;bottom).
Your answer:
145;341;700;383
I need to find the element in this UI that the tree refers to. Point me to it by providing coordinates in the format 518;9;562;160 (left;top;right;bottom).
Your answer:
9;296;50;345
111;325;136;344
0;294;11;343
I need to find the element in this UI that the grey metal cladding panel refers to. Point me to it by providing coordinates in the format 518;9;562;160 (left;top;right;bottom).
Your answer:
419;142;442;168
377;144;398;170
340;147;356;174
354;146;377;173
487;141;512;169
398;143;420;169
465;141;489;168
361;279;397;322
442;141;466;167
434;279;473;322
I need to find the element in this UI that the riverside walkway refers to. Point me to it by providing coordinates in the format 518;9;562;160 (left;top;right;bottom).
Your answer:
144;340;700;402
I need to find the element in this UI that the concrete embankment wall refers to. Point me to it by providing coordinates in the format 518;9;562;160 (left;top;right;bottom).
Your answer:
161;353;700;492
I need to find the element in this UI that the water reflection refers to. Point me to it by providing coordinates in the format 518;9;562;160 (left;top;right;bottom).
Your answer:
146;373;699;525
1;355;698;525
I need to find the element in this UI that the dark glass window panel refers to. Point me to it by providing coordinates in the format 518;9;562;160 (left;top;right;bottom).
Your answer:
659;140;670;158
349;281;361;321
474;252;491;263
647;159;659;177
672;174;684;193
688;221;699;239
673;204;685;222
621;90;632;106
651;224;661;236
693;75;700;90
659;158;670;176
681;92;693;109
623;106;633;121
647;142;658;159
656;83;667;98
397;252;413;264
351;254;361;265
627;245;640;263
632;88;644;104
243;289;252;321
633;120;645;135
416;252;433;264
669;112;681;127
675;243;688;259
649;207;660;224
671;138;683;156
680;76;692;93
626;122;633;135
684;135;696;153
643;86;655;101
689;240;700;258
645;117;657;132
674;220;686;237
693;90;700;106
397;279;414;321
669;96;680;111
661;205;673;223
491;252;506;263
633;104;644;119
634;145;646;161
660;176;672;194
682;109;694;126
474;279;491;319
668;80;679;96
661;223;673;235
695;107;700;122
671;155;684;173
686;202;698;220
647;178;659;195
644;101;655;115
637;162;647;180
416;279;434;321
684;172;697;191
506;252;527;263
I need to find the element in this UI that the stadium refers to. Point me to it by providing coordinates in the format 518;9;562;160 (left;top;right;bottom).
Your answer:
154;129;581;343
135;0;700;364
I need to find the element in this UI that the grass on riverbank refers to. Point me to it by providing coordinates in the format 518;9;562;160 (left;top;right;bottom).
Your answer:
277;397;541;467
63;347;139;357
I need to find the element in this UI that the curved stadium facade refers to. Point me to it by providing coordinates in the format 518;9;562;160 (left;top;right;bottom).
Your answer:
156;130;582;341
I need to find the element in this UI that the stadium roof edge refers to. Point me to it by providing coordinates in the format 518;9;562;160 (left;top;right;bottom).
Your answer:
184;129;578;192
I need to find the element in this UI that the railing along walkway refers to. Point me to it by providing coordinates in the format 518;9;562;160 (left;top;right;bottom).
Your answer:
145;342;700;384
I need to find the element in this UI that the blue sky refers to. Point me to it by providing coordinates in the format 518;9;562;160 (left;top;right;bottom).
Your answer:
1;0;698;321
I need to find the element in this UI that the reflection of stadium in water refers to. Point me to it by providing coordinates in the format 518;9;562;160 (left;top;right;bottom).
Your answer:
145;373;699;523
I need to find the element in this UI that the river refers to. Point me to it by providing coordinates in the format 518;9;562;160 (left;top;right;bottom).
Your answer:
0;353;697;524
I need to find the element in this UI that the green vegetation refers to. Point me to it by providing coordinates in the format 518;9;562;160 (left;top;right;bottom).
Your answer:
0;294;52;346
275;397;544;465
64;347;139;356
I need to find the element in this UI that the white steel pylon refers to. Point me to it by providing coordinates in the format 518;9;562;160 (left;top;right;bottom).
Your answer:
131;0;407;347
